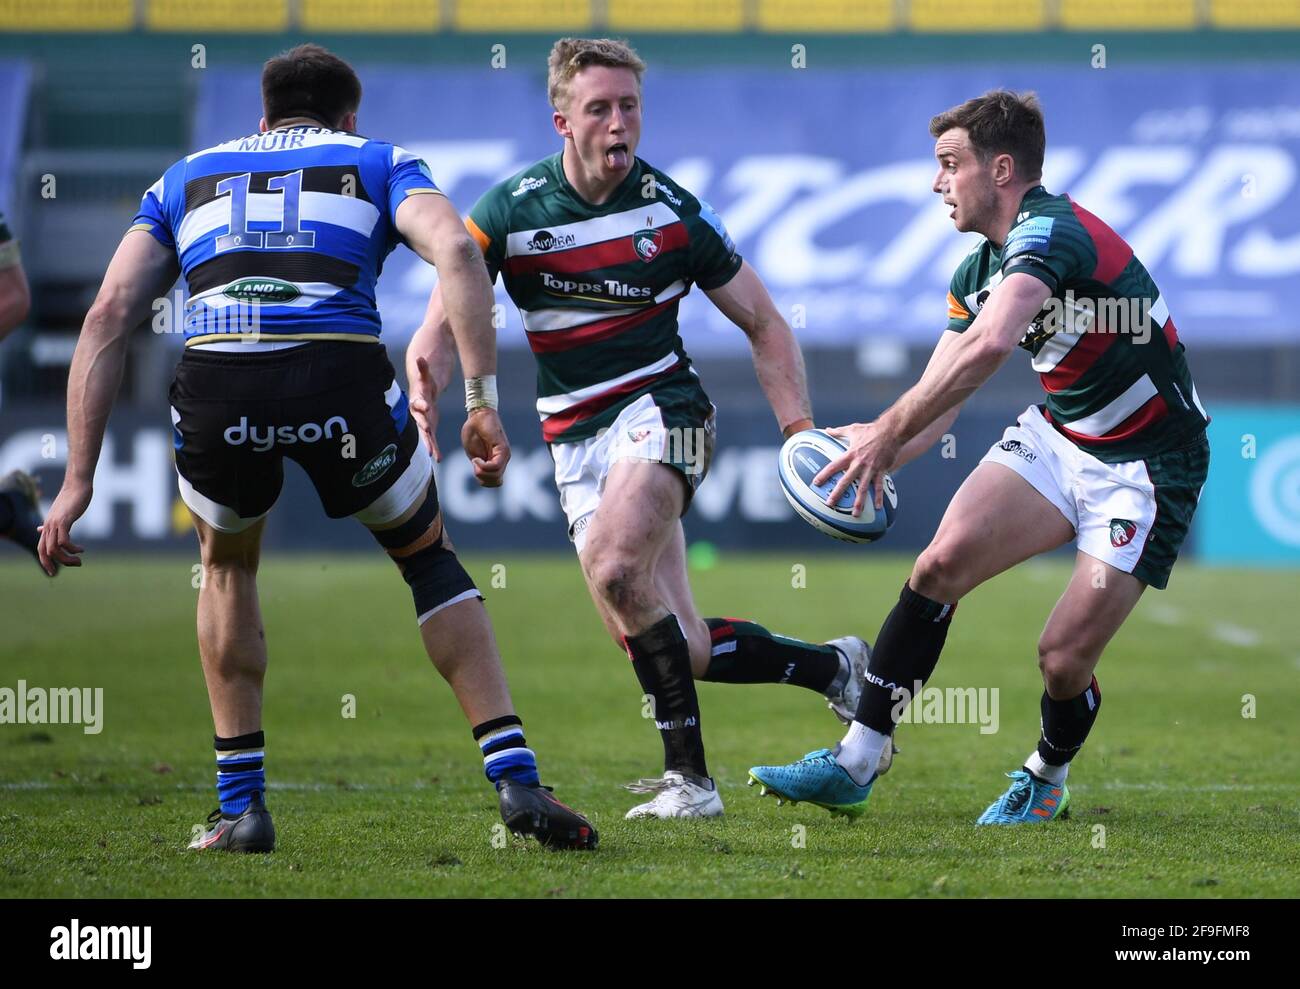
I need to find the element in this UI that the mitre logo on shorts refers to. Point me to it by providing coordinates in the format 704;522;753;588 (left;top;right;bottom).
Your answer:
998;439;1036;463
352;443;398;487
223;415;348;452
628;428;652;443
633;228;662;262
1110;518;1139;547
526;229;577;252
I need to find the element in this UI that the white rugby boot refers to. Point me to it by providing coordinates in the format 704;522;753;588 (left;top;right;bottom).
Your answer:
623;771;724;819
825;635;871;724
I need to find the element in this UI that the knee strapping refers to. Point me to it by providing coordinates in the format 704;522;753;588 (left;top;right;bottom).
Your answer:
368;487;480;623
403;537;481;624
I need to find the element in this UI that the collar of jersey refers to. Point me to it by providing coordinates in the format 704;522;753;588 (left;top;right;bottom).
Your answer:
1019;185;1050;210
552;151;644;212
985;185;1052;254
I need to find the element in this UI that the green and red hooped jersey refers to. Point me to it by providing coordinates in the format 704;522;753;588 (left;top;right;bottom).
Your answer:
947;186;1209;464
466;153;742;443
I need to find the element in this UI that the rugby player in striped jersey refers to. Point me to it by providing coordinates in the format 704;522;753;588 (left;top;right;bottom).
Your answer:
410;38;873;819
0;208;48;574
750;90;1211;823
37;44;596;851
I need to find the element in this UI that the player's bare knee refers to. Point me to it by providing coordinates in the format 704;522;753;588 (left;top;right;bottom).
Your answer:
199;560;258;596
911;542;967;602
198;543;260;586
589;556;649;615
196;519;263;579
1037;640;1093;698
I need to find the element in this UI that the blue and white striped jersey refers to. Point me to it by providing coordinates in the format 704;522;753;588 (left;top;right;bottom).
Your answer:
131;126;440;345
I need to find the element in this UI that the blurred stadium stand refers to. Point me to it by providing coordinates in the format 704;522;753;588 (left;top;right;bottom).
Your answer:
1;3;1298;557
2;0;1300;32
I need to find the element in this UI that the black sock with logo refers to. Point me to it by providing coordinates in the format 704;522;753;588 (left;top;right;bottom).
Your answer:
701;617;843;693
1038;676;1102;766
625;614;708;780
854;582;957;734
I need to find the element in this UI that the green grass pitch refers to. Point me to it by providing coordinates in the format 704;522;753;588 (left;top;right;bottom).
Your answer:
1;551;1297;898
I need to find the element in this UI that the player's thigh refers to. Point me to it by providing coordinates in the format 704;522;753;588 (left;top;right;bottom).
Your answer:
915;461;1075;601
1037;550;1145;695
581;459;686;585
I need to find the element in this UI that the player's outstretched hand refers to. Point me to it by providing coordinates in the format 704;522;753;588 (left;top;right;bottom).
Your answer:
407;355;442;462
816;422;901;517
38;480;92;575
461;407;511;488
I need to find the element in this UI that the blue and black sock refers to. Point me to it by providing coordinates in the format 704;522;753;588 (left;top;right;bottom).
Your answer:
701;617;842;693
214;730;266;816
473;715;540;789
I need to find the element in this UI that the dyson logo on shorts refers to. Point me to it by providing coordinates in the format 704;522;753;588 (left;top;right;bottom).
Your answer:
223;415;349;452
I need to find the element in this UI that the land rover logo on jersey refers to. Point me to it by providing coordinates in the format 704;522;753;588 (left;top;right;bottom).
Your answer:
1110;518;1138;547
633;228;662;262
352;444;398;487
224;278;300;305
526;229;577;252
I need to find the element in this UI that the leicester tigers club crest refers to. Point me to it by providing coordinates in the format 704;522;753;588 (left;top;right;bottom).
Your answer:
633;226;662;263
1110;518;1138;547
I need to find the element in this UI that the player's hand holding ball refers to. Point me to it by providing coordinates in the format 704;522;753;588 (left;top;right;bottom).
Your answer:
819;421;900;517
778;426;898;543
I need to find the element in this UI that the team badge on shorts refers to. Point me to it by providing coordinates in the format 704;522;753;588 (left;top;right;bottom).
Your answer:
633;227;662;262
1110;518;1138;547
353;443;397;487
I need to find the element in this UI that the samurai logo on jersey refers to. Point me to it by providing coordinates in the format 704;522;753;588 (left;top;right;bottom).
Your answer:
527;230;577;252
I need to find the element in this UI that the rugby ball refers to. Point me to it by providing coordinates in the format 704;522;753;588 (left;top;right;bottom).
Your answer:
778;428;897;543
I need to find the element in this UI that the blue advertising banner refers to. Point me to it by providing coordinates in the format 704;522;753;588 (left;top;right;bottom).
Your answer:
191;64;1300;350
1200;405;1300;565
0;399;1010;555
